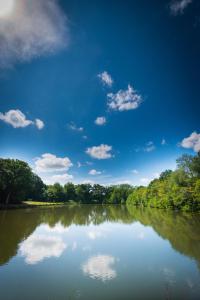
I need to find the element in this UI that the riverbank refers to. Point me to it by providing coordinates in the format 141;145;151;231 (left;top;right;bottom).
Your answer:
0;201;69;210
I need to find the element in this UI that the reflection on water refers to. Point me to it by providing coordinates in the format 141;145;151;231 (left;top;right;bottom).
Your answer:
20;234;67;264
0;205;200;299
82;254;117;281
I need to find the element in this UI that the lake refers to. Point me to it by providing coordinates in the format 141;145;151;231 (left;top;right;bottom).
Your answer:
0;205;200;300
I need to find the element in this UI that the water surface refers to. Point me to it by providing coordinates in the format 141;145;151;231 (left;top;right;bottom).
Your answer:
0;205;200;299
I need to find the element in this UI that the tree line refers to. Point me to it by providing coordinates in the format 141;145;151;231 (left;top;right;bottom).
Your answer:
127;152;200;211
0;152;200;210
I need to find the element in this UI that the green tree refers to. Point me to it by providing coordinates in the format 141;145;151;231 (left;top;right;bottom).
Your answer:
27;173;46;201
75;184;91;203
64;182;76;201
46;183;65;202
191;152;200;178
108;184;133;204
0;159;34;204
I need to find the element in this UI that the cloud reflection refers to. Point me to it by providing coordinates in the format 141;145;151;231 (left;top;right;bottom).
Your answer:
82;255;117;281
20;234;66;264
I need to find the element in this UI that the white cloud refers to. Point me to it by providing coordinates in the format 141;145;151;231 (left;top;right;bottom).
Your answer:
68;122;83;132
86;144;113;160
0;0;15;18
35;118;44;130
0;109;33;128
107;84;142;111
0;109;44;129
170;0;192;15
98;71;113;87
44;173;73;185
82;255;117;281
89;169;102;175
144;141;156;152
95;116;106;126
20;233;66;264
0;0;68;68
35;153;73;172
161;138;166;145
180;131;200;152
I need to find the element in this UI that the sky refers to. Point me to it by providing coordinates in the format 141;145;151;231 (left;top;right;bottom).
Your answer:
0;0;200;186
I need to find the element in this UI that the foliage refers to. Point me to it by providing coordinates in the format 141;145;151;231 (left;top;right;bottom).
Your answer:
0;152;200;211
127;152;200;211
108;184;133;204
0;159;36;204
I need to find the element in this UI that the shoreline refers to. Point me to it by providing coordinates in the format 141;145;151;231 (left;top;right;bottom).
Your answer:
0;201;69;210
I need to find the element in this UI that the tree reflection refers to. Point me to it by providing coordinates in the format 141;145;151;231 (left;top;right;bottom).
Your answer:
0;205;200;268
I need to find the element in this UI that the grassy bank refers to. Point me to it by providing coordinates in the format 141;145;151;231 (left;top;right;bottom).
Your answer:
0;201;69;210
25;201;67;206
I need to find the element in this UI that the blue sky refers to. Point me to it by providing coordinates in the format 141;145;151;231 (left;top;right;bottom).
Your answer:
0;0;199;186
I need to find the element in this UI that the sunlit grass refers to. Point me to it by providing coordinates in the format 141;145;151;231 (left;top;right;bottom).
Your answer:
24;201;66;206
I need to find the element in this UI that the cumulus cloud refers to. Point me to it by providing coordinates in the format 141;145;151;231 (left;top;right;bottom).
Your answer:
0;109;44;129
95;116;106;126
35;153;73;172
44;173;73;185
20;233;66;264
0;0;68;68
89;169;102;175
82;255;117;281
35;118;44;130
107;85;142;111
0;109;32;128
161;138;167;145
86;144;113;160
169;0;192;15
98;71;113;87
68;122;83;132
180;131;200;152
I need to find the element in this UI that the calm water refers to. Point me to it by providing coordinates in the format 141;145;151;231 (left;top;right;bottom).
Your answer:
0;205;200;300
